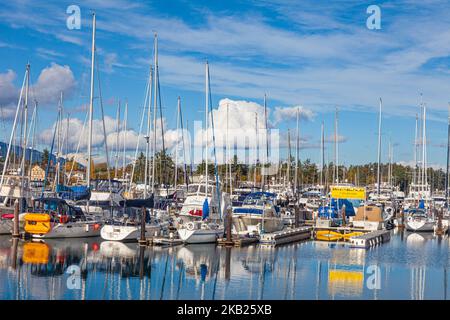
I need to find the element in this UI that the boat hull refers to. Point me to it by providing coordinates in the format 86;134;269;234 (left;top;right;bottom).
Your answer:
178;228;223;244
406;219;435;232
32;222;101;239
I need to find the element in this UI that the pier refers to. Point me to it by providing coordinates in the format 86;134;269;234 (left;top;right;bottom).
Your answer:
259;226;312;246
349;230;391;249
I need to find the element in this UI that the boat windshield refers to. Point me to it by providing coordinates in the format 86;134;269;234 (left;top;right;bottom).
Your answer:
187;185;199;194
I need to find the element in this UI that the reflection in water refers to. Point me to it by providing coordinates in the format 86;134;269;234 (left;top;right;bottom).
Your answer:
0;231;448;300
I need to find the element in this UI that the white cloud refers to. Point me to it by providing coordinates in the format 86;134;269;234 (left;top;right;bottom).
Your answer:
32;63;76;105
273;106;315;124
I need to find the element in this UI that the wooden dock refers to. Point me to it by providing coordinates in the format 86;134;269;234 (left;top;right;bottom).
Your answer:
217;236;259;247
259;226;312;246
349;230;391;249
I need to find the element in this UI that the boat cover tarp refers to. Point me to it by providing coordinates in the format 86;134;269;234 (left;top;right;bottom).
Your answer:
119;196;154;208
233;207;264;215
56;185;91;201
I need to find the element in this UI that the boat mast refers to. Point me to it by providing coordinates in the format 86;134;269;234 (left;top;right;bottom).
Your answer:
19;63;30;207
263;94;269;192
151;33;158;194
28;100;37;179
414;113;418;188
422;103;427;195
122;102;128;180
320;121;324;186
144;67;153;199
205;61;209;197
294;106;299;195
334;107;339;184
287;129;291;189
445;103;450;209
86;13;96;203
227;103;232;195
377;98;382;197
174;96;181;191
114;100;121;178
254;112;258;189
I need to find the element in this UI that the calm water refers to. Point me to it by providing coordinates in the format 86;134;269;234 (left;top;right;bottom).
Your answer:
0;229;448;300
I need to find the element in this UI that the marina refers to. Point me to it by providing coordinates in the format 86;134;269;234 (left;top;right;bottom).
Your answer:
2;1;450;305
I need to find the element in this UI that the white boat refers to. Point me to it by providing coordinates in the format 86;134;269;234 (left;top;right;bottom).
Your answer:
406;209;435;232
100;220;169;242
177;221;223;244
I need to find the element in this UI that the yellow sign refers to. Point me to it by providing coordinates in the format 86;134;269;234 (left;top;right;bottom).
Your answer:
331;187;366;200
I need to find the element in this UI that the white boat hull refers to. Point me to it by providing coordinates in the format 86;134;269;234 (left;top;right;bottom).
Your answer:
32;222;101;239
406;219;435;232
100;223;169;242
101;225;139;242
178;228;223;244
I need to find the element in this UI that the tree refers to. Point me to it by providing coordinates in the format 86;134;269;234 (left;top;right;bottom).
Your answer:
41;148;49;168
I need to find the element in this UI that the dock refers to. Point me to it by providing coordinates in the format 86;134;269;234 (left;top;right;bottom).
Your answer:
259;226;312;246
349;230;391;249
152;237;184;246
217;236;259;247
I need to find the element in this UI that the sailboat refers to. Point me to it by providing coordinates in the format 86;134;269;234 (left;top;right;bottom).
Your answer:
0;64;34;234
177;62;224;244
23;13;103;237
405;101;436;232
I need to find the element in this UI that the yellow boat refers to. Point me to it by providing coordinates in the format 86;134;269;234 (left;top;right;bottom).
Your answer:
22;242;50;264
24;213;52;235
315;230;343;241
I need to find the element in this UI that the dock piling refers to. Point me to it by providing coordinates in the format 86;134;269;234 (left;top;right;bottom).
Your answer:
12;199;19;238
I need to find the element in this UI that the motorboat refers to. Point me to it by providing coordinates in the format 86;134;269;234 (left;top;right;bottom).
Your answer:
232;192;284;235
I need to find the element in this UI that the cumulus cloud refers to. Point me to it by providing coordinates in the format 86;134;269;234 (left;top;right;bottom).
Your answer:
32;63;76;105
273;105;315;124
0;64;76;120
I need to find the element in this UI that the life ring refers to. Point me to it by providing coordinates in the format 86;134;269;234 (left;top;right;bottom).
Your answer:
186;222;195;231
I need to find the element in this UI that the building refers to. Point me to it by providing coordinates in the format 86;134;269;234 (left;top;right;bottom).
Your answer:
30;164;46;181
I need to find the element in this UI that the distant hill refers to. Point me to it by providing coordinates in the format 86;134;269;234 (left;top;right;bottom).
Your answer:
0;141;58;164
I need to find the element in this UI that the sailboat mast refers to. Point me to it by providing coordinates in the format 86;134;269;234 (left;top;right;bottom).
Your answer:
28;101;37;179
445;103;450;208
19;63;30;207
414;113;418;187
377;98;382;197
87;13;96;192
151;33;158;194
294;107;299;195
263;94;269;192
122;102;128;180
114;100;121;178
320;121;324;186
254;112;258;189
422;104;427;194
144;68;153;199
334;108;339;184
174;97;180;190
287;129;291;188
205;61;209;197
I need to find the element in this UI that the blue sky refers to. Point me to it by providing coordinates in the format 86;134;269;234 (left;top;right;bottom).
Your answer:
1;0;450;168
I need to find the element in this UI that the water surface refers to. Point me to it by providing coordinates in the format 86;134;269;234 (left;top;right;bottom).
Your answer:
0;229;448;300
